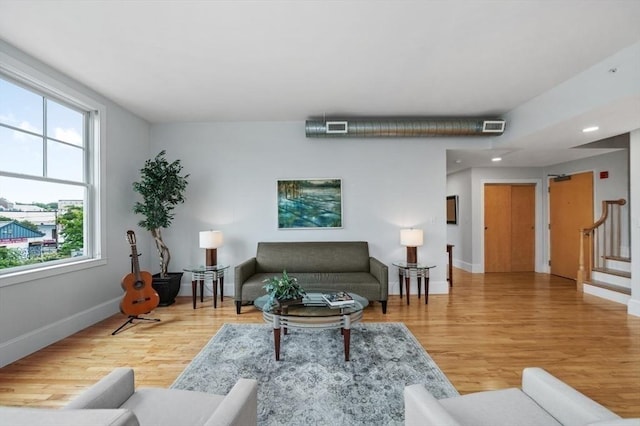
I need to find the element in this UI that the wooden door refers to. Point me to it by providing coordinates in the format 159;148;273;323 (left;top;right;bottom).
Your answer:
485;184;535;272
485;185;512;272
549;172;594;280
511;185;535;271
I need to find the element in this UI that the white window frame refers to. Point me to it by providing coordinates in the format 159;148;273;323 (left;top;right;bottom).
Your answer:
0;50;106;287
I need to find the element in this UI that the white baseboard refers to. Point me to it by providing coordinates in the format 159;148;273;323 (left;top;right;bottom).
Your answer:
178;283;234;298
388;280;449;295
453;259;474;273
628;298;640;317
181;282;456;297
471;263;484;273
0;297;120;368
429;280;450;294
453;260;549;274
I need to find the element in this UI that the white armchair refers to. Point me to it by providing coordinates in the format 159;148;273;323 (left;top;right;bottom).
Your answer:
404;367;639;426
0;368;258;426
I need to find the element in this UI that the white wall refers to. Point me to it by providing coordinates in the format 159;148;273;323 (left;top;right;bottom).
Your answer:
0;41;151;366
446;169;472;270
150;122;451;298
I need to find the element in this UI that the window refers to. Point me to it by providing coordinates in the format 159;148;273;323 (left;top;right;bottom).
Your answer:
0;64;102;279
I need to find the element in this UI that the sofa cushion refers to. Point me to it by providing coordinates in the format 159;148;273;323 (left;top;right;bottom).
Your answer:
293;272;384;299
241;272;383;302
121;388;224;426
440;388;562;426
255;241;370;273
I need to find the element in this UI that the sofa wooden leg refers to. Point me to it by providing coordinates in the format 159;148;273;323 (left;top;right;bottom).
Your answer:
235;301;242;314
381;300;387;314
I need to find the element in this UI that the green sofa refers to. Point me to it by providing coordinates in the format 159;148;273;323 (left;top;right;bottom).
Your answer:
234;241;389;314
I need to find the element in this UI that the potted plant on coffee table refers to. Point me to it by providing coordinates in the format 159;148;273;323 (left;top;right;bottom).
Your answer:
133;150;189;306
262;270;306;310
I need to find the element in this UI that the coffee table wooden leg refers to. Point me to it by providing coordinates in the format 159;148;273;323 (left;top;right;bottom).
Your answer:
398;271;403;299
343;328;351;361
274;327;281;360
343;315;351;361
273;315;281;361
417;276;422;299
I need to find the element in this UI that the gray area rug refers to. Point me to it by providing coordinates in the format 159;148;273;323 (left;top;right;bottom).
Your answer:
171;322;458;426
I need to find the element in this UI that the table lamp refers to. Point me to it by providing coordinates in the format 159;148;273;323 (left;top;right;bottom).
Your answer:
199;230;223;267
400;228;423;264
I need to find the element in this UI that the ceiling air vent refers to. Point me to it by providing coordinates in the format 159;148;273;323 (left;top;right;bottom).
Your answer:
325;121;348;134
482;120;506;133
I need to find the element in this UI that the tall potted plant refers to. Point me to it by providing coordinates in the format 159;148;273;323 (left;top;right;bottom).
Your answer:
133;150;189;306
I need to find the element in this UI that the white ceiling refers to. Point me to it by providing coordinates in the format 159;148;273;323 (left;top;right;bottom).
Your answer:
1;1;639;171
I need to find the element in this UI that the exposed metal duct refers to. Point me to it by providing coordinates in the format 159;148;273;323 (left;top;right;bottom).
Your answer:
305;118;506;138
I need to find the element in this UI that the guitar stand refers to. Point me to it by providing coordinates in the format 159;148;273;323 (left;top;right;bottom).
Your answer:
111;315;161;335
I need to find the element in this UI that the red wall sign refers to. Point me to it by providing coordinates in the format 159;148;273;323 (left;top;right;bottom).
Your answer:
0;237;27;244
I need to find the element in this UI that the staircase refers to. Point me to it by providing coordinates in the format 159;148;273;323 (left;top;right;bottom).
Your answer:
586;256;632;304
577;199;632;305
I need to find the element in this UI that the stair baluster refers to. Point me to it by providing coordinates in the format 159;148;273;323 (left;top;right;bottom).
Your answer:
577;199;626;290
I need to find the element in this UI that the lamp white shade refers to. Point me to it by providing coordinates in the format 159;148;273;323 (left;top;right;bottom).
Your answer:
199;230;224;249
400;228;423;247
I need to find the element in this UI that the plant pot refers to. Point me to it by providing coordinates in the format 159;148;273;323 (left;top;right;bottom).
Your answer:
275;297;303;306
272;297;304;313
152;272;183;306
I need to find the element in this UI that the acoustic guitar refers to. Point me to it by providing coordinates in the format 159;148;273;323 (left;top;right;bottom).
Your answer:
120;230;160;316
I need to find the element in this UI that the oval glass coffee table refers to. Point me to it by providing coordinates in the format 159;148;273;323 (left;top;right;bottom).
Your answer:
254;292;368;361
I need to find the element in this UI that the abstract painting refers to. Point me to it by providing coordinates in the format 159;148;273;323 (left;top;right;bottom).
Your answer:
277;179;343;229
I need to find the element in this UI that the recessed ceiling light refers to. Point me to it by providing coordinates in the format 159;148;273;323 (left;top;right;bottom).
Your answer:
583;126;599;133
491;157;502;162
455;159;462;164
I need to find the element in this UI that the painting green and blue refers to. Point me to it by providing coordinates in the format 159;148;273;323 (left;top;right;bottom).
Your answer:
277;179;342;229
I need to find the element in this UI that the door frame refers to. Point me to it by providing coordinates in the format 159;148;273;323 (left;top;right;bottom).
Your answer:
479;178;545;273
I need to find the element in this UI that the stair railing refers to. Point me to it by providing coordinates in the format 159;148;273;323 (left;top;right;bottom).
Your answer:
577;199;626;289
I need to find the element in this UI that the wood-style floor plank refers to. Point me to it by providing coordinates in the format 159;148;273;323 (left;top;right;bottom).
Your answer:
1;269;639;416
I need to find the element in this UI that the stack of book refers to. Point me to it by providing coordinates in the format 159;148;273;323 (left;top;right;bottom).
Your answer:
322;291;355;308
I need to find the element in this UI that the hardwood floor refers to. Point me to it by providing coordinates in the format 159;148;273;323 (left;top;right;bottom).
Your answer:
1;269;639;417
